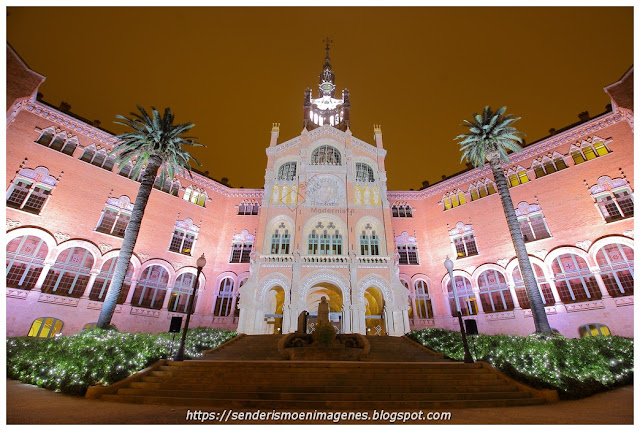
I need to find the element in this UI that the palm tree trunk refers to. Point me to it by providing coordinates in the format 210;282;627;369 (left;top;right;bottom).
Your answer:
488;154;552;334
97;155;163;328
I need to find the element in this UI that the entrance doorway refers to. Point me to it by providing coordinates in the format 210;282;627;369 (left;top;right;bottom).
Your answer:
305;283;343;333
264;286;285;334
365;287;386;335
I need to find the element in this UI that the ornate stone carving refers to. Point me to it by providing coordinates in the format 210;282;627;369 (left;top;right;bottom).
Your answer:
130;307;160;318
305;174;345;207
6;218;21;230
6;288;29;300
565;300;605;313
485;311;516;321
575;240;592;251
614;297;634;307
524;306;557;317
98;243;114;254
356;274;392;303
38;293;79;307
54;232;71;243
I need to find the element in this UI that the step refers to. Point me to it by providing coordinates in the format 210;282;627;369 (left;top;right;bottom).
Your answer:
116;387;532;402
100;394;546;409
129;381;520;393
156;365;487;375
166;360;476;369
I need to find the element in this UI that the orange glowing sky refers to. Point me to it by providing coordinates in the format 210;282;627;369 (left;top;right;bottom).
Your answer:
7;7;633;190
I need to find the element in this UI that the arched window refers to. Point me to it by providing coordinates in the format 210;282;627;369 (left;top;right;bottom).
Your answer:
551;253;601;303
512;264;555;308
118;162;133;178
61;138;77;156
235;278;248;318
470;186;480;201
396;232;419;265
271;228;291;254
6;235;48;290
590;177;634;222
553;155;568;171
542;158;556;175
571;148;586;165
308;224;342;255
477;269;514;313
360;230;380;256
405;205;413;217
41;247;94;298
414;280;433;319
533;162;546;179
310;145;342;165
83;322;97;330
80;146;96;163
596;243;634;297
49;134;66;152
170;181;180;196
131;265;170;309
91;150;107;167
214;278;234;316
277;162;297;181
458;192;467;205
578;323;611;338
168;272;200;313
89;258;133;303
102;155;116;171
36;128;55;146
28;317;63;338
355;163;375;182
446;275;478;316
443;197;452;210
392;204;399;217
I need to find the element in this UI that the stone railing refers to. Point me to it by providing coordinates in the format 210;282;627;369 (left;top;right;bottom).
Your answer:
260;254;294;263
302;255;350;264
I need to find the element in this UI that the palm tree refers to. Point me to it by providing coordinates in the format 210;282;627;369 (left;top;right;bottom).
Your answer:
97;106;202;328
455;106;552;334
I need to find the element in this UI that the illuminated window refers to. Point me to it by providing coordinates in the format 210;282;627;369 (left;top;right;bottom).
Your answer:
477;269;514;313
96;196;132;238
8;167;57;215
41;247;94;298
446;276;478;316
518;170;529;184
183;186;207;207
414;280;433;319
214;278;234;317
596;243;634;297
28;317;63;338
512;264;555;309
470;180;496;201
355;163;375;182
554;156;568;171
396;232;419;265
131;265;169;309
578;323;611;338
153;174;180;196
270;227;291;254
310;145;342;165
168;218;199;256
168;272;200;313
308;222;342;255
230;242;252;263
571;141;611;165
506;168;529;187
82;322;97;330
36;128;77;156
79;146;116;171
449;222;478;259
533;162;546;178
443;197;452;210
89;257;133;303
470;187;480;201
551;253;601;304
238;200;259;215
277;162;297;181
590;176;634;222
6;235;48;290
359;229;380;256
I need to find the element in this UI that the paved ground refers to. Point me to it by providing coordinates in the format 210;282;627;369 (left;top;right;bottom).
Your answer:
5;379;633;425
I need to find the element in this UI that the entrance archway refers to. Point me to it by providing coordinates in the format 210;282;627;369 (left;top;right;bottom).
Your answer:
264;286;285;334
305;283;343;333
365;286;386;335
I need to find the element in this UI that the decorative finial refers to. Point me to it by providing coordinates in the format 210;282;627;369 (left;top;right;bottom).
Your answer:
373;124;382;134
323;36;332;57
271;123;280;133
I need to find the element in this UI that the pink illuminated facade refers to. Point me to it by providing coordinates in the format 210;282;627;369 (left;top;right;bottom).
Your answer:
6;44;634;339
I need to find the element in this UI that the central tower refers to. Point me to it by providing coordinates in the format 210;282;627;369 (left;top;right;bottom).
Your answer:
303;38;351;131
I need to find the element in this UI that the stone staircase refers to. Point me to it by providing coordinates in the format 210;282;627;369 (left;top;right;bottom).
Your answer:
96;335;554;409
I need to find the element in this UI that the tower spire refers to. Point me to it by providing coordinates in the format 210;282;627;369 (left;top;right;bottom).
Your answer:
319;36;335;96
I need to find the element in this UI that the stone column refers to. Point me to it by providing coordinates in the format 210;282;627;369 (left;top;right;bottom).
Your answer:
33;262;53;292
341;306;352;334
80;271;100;299
591;269;612;299
402;306;410;333
508;283;521;310
124;280;138;306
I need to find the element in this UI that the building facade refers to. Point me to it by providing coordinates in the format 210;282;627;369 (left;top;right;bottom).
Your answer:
6;44;634;339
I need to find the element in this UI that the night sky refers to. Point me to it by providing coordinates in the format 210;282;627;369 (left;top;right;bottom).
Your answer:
6;7;633;191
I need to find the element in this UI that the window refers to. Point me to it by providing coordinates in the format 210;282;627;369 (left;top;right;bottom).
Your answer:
79;146;116;171
360;228;380;256
551;253;601;304
183;186;207;207
449;222;478;258
83;323;97;330
277;162;297;181
41;247;94;298
36;128;77;156
469;180;496;201
355;162;375;182
28;317;63;338
578;323;611;338
238;200;259;215
169;218;200;256
310;145;342;165
512;264;555;309
477;269;514;313
89;258;133;303
168;272;200;313
590;176;634;222
596;243;634;297
571;141;611;165
7;166;58;215
554;156;568;171
6;235;48;290
392;204;413;217
506;168;529;187
395;232;419;265
153;174;180;196
308;222;342;255
270;225;291;254
515;202;551;242
230;230;254;263
214;278;234;316
443;191;467;210
414;280;433;318
447;276;478;316
131;265;169;309
95;196;133;238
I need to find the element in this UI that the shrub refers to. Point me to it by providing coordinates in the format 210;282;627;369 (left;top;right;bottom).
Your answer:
408;327;633;399
6;327;236;395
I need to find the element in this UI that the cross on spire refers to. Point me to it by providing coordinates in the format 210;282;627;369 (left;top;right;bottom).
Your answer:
323;36;332;55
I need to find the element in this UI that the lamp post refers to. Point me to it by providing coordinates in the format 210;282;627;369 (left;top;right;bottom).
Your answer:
174;253;206;361
444;256;474;363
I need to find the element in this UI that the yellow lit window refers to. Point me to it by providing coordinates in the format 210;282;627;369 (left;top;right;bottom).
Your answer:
451;195;459;207
509;174;519;187
28;317;63;338
594;142;610;156
82;322;97;330
571;151;586;165
518;171;529;184
583;146;597;160
487;183;496;194
470;189;479;201
479;187;488;198
443;198;451;210
458;192;467;205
